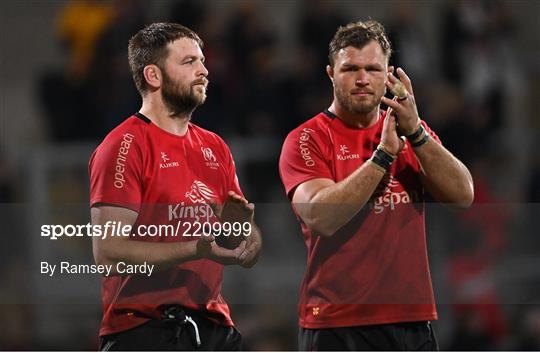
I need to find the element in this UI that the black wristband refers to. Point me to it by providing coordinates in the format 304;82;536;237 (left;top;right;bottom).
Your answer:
370;156;390;171
406;124;424;142
375;148;396;163
370;148;395;171
411;132;430;148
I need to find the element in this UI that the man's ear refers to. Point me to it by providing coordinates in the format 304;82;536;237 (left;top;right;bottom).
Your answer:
143;64;162;90
326;65;334;86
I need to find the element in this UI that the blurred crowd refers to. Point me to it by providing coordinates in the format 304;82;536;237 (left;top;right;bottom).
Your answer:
1;0;539;350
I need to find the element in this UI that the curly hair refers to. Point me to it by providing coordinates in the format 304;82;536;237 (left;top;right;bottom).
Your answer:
328;20;392;66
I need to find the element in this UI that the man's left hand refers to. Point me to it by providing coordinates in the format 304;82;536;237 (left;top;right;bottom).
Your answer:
381;67;421;136
211;192;260;267
212;191;254;224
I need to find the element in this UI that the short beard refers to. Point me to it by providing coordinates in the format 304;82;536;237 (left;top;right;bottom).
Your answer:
335;86;379;115
161;70;206;118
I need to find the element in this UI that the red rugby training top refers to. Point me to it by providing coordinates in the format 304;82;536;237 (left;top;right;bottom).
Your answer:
89;112;242;336
279;109;440;329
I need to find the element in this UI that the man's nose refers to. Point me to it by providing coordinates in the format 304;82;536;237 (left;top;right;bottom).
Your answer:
355;70;368;85
197;62;209;77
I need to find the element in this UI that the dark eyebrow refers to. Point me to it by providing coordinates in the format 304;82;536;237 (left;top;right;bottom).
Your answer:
341;63;383;70
341;63;359;70
365;64;383;70
182;55;205;62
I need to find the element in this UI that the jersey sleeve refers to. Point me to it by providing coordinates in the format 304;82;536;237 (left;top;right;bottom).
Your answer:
227;151;244;198
217;137;244;198
279;127;333;200
88;131;144;213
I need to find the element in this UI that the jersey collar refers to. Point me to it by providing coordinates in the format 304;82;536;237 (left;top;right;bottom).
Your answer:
134;112;151;124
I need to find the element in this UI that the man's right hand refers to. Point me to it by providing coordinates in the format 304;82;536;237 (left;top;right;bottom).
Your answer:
195;235;248;265
380;99;406;156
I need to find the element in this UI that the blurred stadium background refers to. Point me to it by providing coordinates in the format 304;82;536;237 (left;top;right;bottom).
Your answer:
0;0;539;350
